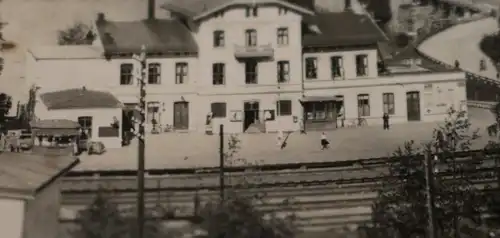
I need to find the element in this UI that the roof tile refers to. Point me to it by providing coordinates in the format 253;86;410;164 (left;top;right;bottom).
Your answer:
303;11;388;48
96;19;198;55
40;88;122;110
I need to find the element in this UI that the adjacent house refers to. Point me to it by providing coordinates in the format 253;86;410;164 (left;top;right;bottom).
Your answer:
0;152;79;238
25;0;467;134
35;88;123;148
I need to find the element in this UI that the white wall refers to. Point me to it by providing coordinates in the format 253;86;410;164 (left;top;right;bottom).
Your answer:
0;198;25;238
195;5;304;95
35;104;122;148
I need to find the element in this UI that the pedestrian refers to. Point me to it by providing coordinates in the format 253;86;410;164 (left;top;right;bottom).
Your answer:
320;132;329;150
276;130;283;147
454;60;460;69
383;113;390;130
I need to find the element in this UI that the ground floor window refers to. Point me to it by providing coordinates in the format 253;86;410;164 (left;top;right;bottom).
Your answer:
383;93;395;115
304;101;336;121
211;102;227;118
78;116;92;138
277;100;292;116
357;94;370;117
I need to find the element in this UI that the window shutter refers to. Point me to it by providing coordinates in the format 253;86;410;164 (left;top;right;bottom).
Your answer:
313;59;317;68
363;56;368;65
184;64;188;75
338;57;343;67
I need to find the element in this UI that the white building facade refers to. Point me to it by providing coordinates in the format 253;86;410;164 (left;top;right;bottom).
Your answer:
25;0;467;134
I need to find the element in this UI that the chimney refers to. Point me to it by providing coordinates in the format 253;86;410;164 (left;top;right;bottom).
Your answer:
148;0;155;20
96;12;106;24
345;0;352;10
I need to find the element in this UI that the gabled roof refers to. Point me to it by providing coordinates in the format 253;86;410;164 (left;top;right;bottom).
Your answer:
162;0;314;21
303;11;388;48
40;88;122;110
95;19;198;55
0;152;79;199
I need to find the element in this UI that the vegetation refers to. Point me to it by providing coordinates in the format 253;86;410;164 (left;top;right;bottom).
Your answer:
479;34;500;67
372;107;486;237
0;92;12;130
359;0;393;29
58;22;96;45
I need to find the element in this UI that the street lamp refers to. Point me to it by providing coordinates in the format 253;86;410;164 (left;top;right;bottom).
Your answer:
132;45;147;238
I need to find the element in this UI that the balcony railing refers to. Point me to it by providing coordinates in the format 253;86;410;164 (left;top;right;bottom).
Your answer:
234;43;274;59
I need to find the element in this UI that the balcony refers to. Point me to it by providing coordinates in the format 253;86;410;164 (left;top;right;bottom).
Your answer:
234;44;274;59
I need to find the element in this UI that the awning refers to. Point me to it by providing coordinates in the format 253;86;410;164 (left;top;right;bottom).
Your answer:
299;96;342;103
30;119;80;129
32;128;80;136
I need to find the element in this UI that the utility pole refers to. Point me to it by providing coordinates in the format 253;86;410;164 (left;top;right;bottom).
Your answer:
219;124;225;202
133;45;147;238
425;153;438;238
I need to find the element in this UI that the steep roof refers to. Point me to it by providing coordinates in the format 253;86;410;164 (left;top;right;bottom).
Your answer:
303;11;388;48
95;19;198;55
40;88;122;110
0;152;79;198
162;0;314;19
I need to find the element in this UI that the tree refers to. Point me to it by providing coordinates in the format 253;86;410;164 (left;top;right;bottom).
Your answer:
372;107;485;237
0;92;12;130
364;0;393;29
73;190;173;238
479;34;500;66
192;135;298;238
58;22;96;45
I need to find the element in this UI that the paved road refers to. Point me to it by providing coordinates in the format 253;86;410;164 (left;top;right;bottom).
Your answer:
419;17;499;79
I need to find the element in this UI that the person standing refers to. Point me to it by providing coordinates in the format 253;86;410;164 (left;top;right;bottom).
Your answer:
383;113;390;130
320;132;329;150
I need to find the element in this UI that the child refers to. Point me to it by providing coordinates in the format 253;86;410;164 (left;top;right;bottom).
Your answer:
320;132;329;150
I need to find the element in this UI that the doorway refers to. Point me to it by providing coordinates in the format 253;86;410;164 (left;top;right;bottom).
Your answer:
243;101;260;131
173;102;189;130
406;91;421;121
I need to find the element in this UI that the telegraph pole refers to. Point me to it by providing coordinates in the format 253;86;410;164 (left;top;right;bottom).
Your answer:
425;153;438;238
219;124;225;202
133;45;147;238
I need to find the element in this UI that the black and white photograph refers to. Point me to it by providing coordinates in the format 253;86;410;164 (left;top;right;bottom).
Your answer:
2;0;500;237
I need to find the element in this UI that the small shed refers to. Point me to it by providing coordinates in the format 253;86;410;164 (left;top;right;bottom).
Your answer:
0;152;79;238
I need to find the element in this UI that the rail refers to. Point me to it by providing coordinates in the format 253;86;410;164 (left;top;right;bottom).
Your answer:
467;100;496;109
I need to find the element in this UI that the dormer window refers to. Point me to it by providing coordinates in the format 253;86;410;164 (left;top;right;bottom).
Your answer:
246;6;258;17
278;7;288;15
214;11;225;18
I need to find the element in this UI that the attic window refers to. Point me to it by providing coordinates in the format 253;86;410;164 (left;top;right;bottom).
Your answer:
245;6;258;17
278;7;288;15
214;11;225;18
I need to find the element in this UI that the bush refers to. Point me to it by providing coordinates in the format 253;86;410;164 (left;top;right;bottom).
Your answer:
479;34;500;64
395;33;411;48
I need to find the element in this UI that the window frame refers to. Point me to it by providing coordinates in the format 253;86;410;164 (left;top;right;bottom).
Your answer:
277;61;290;83
305;57;318;79
146;101;160;123
211;102;227;118
246;6;258;17
277;27;289;45
175;62;188;84
245;60;258;84
78;116;93;137
212;63;225;85
277;100;292;116
278;7;288;15
355;54;369;77
330;56;343;79
147;63;161;84
357;94;370;117
213;30;225;47
120;63;133;85
382;93;395;115
245;29;257;46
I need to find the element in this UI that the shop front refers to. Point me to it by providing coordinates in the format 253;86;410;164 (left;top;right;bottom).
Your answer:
300;96;344;131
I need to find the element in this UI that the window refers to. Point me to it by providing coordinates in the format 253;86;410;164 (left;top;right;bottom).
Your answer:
245;60;258;84
212;63;225;85
331;56;343;78
78;116;93;137
211;102;227;118
148;63;161;84
213;30;225;47
214;11;225;18
147;102;160;123
356;54;369;77
383;93;395;115
277;61;290;83
245;29;257;46
175;62;188;84
278;7;288;15
277;27;289;45
245;6;258;17
120;64;133;85
305;57;317;79
357;94;370;117
277;100;292;116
